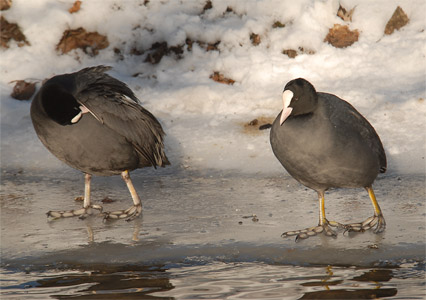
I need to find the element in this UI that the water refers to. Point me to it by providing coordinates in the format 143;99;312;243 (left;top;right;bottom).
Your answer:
1;168;425;299
1;262;425;299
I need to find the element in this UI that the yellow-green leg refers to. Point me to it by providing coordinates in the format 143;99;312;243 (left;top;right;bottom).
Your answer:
282;191;344;241
343;186;386;234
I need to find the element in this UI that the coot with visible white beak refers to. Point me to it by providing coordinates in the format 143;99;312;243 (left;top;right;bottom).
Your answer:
270;78;386;241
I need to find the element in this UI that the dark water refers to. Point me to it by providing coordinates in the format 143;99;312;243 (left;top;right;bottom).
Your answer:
1;169;425;299
1;261;425;299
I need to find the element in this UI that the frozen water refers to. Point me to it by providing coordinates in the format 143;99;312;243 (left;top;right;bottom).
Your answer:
1;169;424;267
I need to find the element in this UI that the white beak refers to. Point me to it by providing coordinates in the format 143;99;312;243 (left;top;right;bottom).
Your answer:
280;90;293;125
70;104;93;124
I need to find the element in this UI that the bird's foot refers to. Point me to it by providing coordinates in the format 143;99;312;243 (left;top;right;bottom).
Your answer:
282;220;343;242
47;205;103;220
343;214;386;234
103;204;142;222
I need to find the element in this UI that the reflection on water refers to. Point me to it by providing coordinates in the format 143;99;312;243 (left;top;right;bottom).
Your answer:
1;261;424;299
1;265;174;300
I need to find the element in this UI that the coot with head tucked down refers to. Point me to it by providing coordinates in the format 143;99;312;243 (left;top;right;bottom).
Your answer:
270;78;386;241
31;66;170;221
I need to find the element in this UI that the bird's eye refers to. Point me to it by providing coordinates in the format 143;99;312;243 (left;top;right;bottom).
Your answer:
294;97;299;101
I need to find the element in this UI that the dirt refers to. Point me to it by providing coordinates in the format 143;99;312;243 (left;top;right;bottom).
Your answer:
242;116;275;135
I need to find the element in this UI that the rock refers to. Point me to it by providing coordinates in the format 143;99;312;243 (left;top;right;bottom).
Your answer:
10;80;36;100
384;6;409;35
337;4;355;22
282;49;298;58
298;47;315;55
202;0;212;13
282;47;315;59
69;0;82;14
56;27;109;56
250;33;261;46
324;24;359;48
210;72;235;85
0;0;12;11
1;16;29;48
248;119;259;126
272;21;286;28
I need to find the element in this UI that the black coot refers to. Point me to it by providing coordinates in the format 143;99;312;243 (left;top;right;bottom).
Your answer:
270;78;386;241
31;66;170;220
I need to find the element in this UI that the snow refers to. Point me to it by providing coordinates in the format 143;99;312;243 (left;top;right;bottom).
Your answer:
1;0;425;175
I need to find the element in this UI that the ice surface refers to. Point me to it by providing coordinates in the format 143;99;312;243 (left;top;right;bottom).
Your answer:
1;169;425;269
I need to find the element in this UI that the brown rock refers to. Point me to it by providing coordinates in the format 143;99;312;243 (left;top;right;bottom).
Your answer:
250;33;261;46
202;0;212;13
248;119;259;126
0;0;12;11
282;47;315;58
210;72;235;85
324;24;359;48
384;6;409;35
1;16;29;48
298;47;315;55
69;0;82;14
282;49;298;58
337;4;355;22
272;21;286;28
10;80;36;100
56;27;109;55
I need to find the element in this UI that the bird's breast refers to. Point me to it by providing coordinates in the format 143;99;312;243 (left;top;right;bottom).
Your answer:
33;114;139;176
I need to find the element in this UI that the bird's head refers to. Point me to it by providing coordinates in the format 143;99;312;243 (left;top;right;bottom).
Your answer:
39;76;83;126
280;78;318;125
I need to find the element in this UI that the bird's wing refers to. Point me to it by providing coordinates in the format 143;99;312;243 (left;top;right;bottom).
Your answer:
321;92;387;173
74;66;169;168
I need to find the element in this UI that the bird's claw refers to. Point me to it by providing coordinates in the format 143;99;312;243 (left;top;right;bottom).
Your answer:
103;204;142;222
47;204;103;220
282;220;343;241
343;214;386;234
